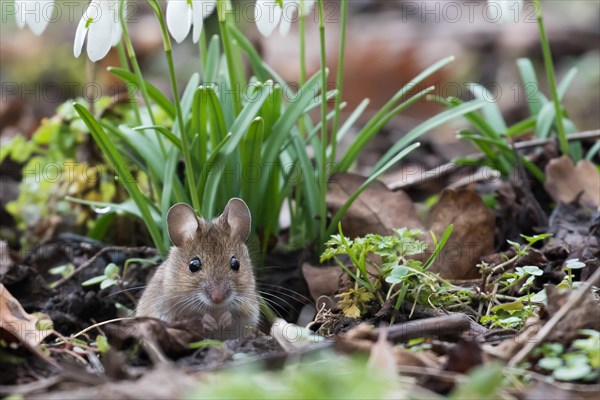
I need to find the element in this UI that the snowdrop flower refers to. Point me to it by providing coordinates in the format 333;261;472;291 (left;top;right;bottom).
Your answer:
488;0;523;23
74;0;123;62
166;0;216;43
255;0;315;37
14;0;55;35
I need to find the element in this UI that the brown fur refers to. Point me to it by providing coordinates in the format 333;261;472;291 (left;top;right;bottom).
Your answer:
136;200;259;339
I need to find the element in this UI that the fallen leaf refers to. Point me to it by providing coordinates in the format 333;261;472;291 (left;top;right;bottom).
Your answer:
544;156;600;208
301;261;342;304
270;318;326;352
0;241;14;276
28;364;197;400
327;172;421;239
367;327;397;379
426;189;495;279
0;283;52;348
495;180;549;245
542;286;600;343
542;202;600;267
105;317;205;362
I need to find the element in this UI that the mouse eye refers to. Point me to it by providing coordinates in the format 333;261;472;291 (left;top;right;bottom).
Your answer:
189;257;202;273
230;256;240;271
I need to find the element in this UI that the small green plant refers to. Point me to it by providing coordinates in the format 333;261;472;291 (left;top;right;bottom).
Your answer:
534;330;600;382
320;224;465;319
450;362;508;400
49;263;75;279
80;258;154;306
558;258;587;289
0;100;118;246
478;234;551;329
185;352;396;400
82;263;121;290
480;301;537;329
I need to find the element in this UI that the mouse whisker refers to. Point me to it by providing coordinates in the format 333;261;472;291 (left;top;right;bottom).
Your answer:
257;284;313;304
257;291;300;314
257;296;287;318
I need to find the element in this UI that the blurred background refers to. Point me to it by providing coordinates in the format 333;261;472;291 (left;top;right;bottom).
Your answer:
1;0;599;243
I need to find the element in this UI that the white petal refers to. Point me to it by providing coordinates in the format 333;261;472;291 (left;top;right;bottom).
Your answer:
73;11;88;58
110;0;122;46
255;0;282;37
167;0;192;43
191;9;203;43
87;2;114;62
279;0;298;35
195;0;216;19
279;14;291;36
27;0;54;35
111;19;122;46
302;0;315;14
15;1;26;28
488;0;522;23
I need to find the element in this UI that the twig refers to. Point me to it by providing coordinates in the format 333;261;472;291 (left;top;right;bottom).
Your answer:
52;246;158;288
388;129;600;191
0;375;61;396
377;313;485;343
395;364;466;383
507;266;600;367
506;367;600;394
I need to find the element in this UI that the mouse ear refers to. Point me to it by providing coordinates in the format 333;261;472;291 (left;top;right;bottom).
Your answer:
167;203;199;247
222;198;251;242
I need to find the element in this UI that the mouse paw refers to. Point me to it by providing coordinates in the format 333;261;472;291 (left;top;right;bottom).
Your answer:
217;311;233;329
202;313;219;332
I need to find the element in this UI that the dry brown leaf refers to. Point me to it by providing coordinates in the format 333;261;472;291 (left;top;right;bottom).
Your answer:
327;172;421;239
301;262;342;305
542;285;600;342
28;364;197;400
367;327;397;379
0;283;52;349
544;156;600;208
106;317;205;360
427;189;495;279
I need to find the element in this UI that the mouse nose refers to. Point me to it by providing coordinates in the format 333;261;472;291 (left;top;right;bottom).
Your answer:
210;287;226;304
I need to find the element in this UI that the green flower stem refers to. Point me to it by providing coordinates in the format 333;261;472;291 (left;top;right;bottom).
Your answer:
119;0;165;157
116;42;143;125
533;0;568;156
330;0;348;164
317;0;328;251
147;0;201;212
298;0;307;137
217;0;241;115
199;28;208;77
299;0;307;86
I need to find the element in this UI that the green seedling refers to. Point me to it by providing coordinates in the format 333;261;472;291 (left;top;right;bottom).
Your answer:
49;263;75;279
535;330;599;382
558;258;586;289
321;224;462;320
82;263;121;290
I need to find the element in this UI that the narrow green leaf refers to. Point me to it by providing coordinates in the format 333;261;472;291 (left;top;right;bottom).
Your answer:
204;35;221;83
516;58;548;116
467;83;507;134
73;103;166;255
374;100;486;171
338;87;434;171
134;125;182;150
108;67;175;119
423;224;453;270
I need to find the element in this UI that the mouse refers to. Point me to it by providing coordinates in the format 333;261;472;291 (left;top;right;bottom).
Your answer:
135;198;260;339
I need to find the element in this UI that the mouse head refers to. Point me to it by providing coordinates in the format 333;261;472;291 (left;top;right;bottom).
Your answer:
163;198;255;311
